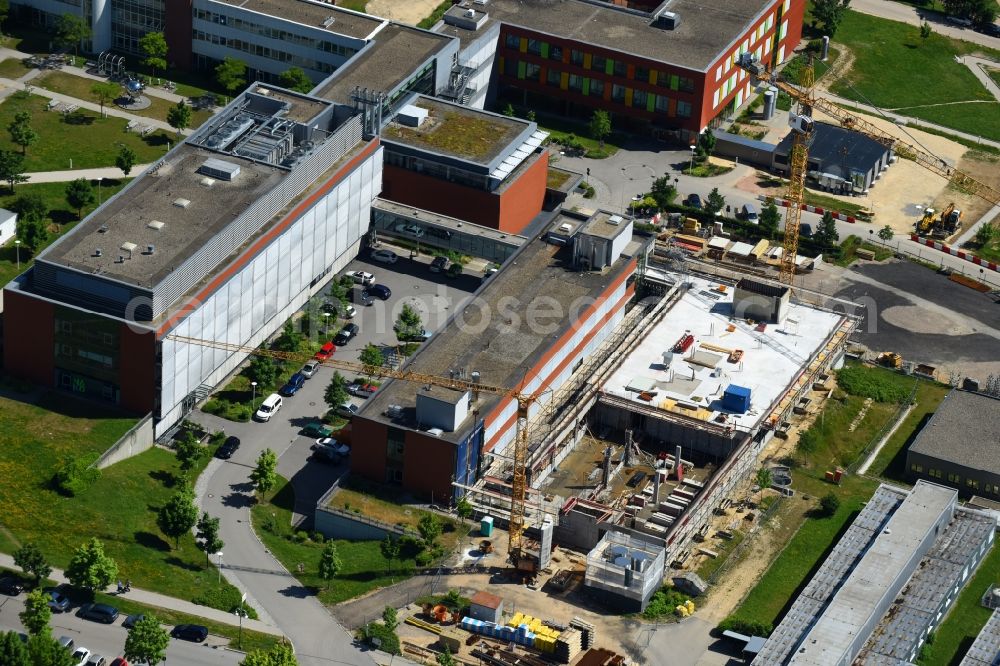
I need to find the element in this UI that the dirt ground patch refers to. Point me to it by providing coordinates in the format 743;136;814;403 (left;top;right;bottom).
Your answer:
364;0;440;24
935;151;1000;238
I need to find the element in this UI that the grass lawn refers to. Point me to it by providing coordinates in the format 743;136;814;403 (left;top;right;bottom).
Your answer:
34;71;213;129
547;169;572;189
418;0;454;28
989;68;1000;89
0;57;32;80
682;162;735;177
760;176;871;216
0;179;130;287
536;113;623;158
829;10;1000;138
835;235;895;266
253;477;423;605
0;93;174;172
917;542;1000;665
0;399;248;611
970;225;1000;263
867;380;951;483
338;0;369;11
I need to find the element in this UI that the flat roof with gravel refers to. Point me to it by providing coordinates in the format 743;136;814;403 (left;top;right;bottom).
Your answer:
484;0;774;71
908;390;1000;476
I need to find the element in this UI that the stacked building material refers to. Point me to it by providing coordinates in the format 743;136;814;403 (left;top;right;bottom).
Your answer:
554;627;583;664
461;617;536;647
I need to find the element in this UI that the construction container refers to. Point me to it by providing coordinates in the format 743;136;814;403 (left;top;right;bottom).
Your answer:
481;516;494;536
721;385;752;413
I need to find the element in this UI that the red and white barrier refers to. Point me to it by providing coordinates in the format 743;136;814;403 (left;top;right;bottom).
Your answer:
909;235;1000;273
763;197;859;223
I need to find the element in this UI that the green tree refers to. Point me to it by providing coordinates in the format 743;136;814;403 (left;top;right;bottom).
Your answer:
8;111;38;155
19;589;51;636
278;67;313;93
760;200;781;239
501;103;515;117
216;57;248;95
382;605;398;632
0;149;27;193
251;448;278;496
588;109;612;148
975;222;997;247
526;110;536;121
66;538;119;590
195;512;224;557
0;0;9;36
944;0;997;27
318;541;342;590
649;174;678;209
705;187;725;215
274;320;303;353
819;492;841;517
0;630;30;666
755;467;772;502
813;210;840;250
380;535;400;575
166;100;192;136
241;643;298;666
27;633;73;666
13;193;49;251
394;303;423;342
174;431;204;472
812;0;852;37
90;81;120;115
456;497;473;524
116;145;138;176
437;646;457;666
54;13;91;57
246;354;278;388
157;483;199;549
13;542;51;585
359;343;384;382
139;32;169;78
877;225;894;243
124;614;170;666
417;514;442;548
696;130;716;163
920;21;932;39
64;178;95;218
324;371;349;413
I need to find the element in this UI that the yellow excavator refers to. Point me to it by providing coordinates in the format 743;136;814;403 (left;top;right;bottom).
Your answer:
916;207;936;235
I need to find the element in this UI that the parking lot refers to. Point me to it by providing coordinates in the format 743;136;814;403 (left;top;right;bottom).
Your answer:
0;593;240;666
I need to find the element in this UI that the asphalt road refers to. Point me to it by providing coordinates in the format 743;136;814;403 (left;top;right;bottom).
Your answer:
192;253;478;666
0;594;240;666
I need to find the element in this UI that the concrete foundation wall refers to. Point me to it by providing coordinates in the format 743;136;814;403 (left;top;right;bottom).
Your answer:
314;505;407;541
93;414;155;469
590;404;739;460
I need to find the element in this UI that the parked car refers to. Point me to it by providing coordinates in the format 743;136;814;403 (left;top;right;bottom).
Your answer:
301;360;320;379
740;203;759;224
49;590;71;613
171;624;209;643
110;659;130;666
336;402;359;418
302;421;333;438
348;270;375;286
72;648;91;666
215;436;240;459
799;223;814;237
371;249;398;264
254;394;282;422
58;636;75;651
78;603;119;624
429;256;450;273
685;194;703;209
334;323;359;346
122;614;145;630
279;372;307;397
0;576;24;595
347;382;378;398
310;446;342;465
395;222;425;238
394;323;431;342
369;284;392;300
349;288;374;307
86;655;108;666
314;438;350;456
314;341;336;361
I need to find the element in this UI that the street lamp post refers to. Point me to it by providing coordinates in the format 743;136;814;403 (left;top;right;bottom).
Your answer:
689;145;697;173
250;381;257;421
216;551;223;585
97;177;103;206
14;239;20;270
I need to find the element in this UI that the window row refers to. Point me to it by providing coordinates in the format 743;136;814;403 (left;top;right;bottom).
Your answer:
502;34;694;92
193;30;336;74
911;464;1000;494
193;9;357;57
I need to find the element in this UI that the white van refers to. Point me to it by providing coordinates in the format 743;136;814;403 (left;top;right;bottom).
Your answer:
255;394;282;422
740;203;759;224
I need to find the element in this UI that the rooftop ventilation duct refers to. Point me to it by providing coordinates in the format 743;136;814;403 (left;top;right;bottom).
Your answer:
146;220;164;231
654;11;680;29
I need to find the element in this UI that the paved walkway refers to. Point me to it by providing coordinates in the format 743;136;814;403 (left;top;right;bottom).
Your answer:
24;164;154;183
0;552;284;636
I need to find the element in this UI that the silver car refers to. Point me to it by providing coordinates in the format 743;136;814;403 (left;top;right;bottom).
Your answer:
301;360;320;378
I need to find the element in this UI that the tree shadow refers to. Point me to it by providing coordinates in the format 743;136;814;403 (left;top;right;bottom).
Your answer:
148;469;177;488
134;530;171;552
222;490;255;509
164;556;202;572
63;112;96;126
49;210;77;227
143;133;170;148
277;583;316;598
269;480;296;512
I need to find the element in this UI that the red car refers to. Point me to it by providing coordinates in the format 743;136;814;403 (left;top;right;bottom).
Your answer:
111;659;130;666
314;341;335;361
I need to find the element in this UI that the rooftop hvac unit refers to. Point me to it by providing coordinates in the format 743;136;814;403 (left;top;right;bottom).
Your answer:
655;11;680;29
608;215;623;226
94;248;102;257
146;220;164;231
465;8;475;17
473;0;487;4
145;244;155;255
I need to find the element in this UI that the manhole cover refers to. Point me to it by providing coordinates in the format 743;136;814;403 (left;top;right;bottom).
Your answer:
309;402;316;406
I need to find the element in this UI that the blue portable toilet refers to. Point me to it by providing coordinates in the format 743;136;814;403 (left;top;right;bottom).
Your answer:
722;385;752;413
481;516;494;537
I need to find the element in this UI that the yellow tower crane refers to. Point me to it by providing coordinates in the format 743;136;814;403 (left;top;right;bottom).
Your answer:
167;333;542;564
737;53;1000;283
